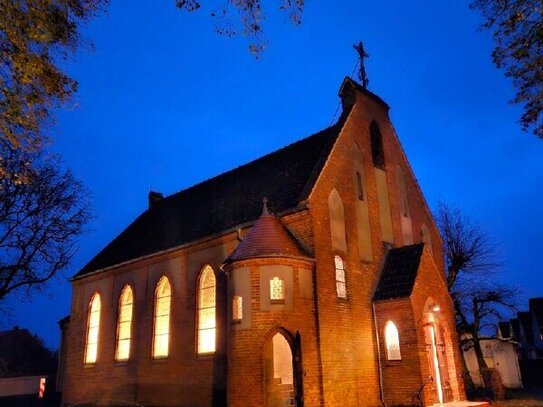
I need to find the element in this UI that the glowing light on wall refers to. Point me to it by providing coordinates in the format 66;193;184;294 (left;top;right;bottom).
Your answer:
153;276;171;358
115;285;133;361
385;321;401;360
85;293;101;364
429;323;444;404
197;265;216;354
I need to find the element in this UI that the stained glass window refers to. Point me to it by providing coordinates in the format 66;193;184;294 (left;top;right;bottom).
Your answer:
197;265;216;354
115;285;133;361
153;276;171;358
385;321;401;360
232;296;243;322
85;293;101;364
270;276;284;301
335;255;347;299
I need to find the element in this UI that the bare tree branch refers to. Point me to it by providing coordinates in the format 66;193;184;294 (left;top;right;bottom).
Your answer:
0;148;91;301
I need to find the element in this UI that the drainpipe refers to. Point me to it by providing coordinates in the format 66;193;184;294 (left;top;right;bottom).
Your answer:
372;302;387;407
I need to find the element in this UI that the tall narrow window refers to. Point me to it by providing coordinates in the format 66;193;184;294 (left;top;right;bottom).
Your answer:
270;276;285;302
385;321;401;360
85;293;101;364
334;255;347;299
115;285;133;362
153;276;171;358
197;265;216;355
370;121;385;168
356;171;364;200
232;296;243;322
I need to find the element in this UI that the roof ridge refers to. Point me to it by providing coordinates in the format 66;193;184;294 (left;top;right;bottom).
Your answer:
161;123;342;204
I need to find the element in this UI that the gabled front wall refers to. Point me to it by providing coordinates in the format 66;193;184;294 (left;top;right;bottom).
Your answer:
307;85;451;406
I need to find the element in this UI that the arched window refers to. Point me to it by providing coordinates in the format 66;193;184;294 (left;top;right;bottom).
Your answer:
334;255;347;299
328;189;347;252
385;321;401;360
270;276;285;302
85;292;101;364
370;121;385;168
153;276;171;358
115;285;133;362
232;295;243;322
197;265;216;355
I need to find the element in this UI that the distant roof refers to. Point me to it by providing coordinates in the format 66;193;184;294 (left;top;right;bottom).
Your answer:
518;311;534;345
529;298;543;325
373;244;424;301
75;120;345;279
226;203;311;263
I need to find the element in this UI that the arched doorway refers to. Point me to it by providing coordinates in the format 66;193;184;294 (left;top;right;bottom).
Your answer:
423;301;453;404
263;330;303;407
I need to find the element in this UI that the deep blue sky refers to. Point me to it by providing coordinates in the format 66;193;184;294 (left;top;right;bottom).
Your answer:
2;1;542;349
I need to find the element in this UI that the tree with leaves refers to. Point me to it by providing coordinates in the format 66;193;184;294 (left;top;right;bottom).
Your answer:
436;202;516;396
0;0;106;162
0;148;90;301
176;0;304;55
471;0;543;139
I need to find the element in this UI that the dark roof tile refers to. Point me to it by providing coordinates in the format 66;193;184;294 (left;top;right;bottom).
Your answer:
373;243;424;301
75;121;344;278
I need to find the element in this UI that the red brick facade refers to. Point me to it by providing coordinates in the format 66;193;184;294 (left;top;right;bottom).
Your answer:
60;78;464;406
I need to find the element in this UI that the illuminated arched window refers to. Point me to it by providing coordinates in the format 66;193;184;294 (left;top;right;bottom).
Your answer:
385;321;401;360
334;255;347;299
153;276;171;358
197;265;216;355
270;276;285;302
370;121;385;168
85;292;101;364
115;285;133;361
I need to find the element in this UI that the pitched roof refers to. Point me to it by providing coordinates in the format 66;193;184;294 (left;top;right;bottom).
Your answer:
226;203;311;262
373;243;424;301
74;121;345;279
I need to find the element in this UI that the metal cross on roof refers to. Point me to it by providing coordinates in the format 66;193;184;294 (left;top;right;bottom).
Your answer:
353;41;369;89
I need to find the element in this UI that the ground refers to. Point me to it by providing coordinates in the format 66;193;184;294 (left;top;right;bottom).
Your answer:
491;389;543;406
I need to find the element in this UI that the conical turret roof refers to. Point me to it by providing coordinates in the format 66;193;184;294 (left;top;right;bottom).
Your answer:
226;199;310;263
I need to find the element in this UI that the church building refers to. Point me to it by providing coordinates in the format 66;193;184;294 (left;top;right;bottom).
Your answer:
60;77;468;406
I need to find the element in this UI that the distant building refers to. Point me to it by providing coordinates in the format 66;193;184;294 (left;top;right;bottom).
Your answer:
59;78;471;406
507;297;543;360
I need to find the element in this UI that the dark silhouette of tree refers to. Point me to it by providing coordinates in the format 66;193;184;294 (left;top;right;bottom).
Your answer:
436;202;516;391
0;149;90;301
471;0;543;139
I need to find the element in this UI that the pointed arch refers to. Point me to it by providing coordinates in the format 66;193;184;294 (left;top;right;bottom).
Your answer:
84;292;101;364
197;265;216;354
385;321;401;360
328;188;347;252
396;166;413;244
352;143;373;261
115;284;134;361
153;275;171;358
370;120;385;168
